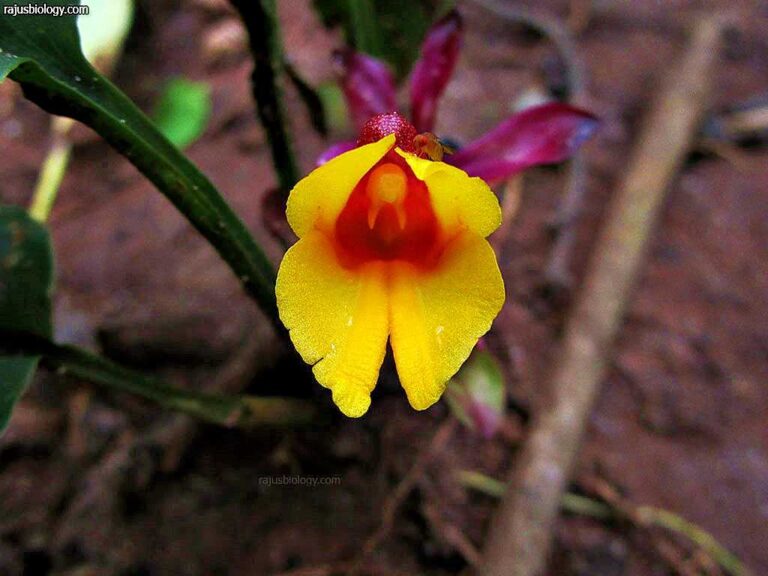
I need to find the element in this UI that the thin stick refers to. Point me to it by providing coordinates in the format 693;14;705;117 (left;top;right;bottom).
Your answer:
481;17;725;576
468;0;586;99
466;0;590;295
543;155;588;294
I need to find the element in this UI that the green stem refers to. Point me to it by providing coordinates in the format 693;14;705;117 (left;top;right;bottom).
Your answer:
1;331;316;428
637;506;752;576
456;469;506;497
229;0;300;194
29;117;75;222
456;470;752;576
29;139;71;222
560;493;613;520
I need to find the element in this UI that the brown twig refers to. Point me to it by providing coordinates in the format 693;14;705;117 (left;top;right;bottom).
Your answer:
422;501;483;568
275;418;457;576
468;0;586;98
350;418;458;573
480;16;726;576
543;154;589;297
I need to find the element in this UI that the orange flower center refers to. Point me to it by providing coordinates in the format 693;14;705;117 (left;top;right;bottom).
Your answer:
334;153;442;269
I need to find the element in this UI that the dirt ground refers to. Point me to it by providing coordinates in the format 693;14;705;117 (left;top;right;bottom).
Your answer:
1;0;767;575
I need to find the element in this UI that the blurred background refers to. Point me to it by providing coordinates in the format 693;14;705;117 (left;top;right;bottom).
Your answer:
0;0;766;574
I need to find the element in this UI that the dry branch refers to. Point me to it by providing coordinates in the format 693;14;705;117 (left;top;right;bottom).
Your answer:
481;17;726;576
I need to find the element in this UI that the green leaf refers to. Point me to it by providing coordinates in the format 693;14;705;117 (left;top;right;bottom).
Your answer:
311;0;450;78
0;0;280;325
152;77;212;149
0;206;54;338
0;206;54;433
346;0;383;57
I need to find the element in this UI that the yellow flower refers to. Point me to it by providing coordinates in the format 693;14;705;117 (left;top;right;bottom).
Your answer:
276;133;505;417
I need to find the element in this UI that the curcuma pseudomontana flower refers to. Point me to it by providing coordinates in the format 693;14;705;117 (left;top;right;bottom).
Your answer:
277;114;505;417
277;11;597;417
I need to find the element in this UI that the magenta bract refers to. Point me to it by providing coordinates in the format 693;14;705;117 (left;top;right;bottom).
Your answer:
448;103;599;183
326;13;598;184
336;49;397;131
409;11;462;133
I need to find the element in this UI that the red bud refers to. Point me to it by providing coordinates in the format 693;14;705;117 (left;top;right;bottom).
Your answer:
358;112;418;153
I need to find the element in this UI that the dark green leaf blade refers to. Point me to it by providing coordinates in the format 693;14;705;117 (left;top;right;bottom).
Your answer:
0;358;38;432
0;206;54;433
0;206;54;338
0;0;280;324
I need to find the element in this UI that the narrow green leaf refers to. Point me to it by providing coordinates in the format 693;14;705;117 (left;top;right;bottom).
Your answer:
637;506;753;576
0;0;280;325
1;330;316;428
29;128;72;222
152;77;212;149
455;469;507;498
346;0;383;57
0;206;54;433
311;0;441;78
229;0;300;193
29;0;133;224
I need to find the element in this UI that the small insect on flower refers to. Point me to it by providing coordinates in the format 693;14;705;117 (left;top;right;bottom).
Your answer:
413;132;456;162
276;113;505;417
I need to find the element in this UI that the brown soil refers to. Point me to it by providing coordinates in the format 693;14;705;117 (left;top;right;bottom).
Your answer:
1;0;766;575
